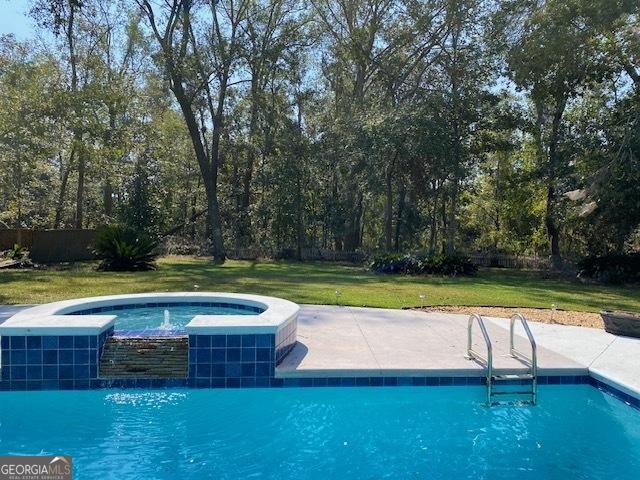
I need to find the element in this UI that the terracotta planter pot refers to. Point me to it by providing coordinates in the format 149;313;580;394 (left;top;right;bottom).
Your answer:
600;311;640;338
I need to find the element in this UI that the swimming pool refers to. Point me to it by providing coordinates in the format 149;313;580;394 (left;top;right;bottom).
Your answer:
1;385;638;479
69;303;261;331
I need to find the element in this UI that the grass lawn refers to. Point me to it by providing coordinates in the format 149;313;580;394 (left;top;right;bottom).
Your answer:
0;256;638;312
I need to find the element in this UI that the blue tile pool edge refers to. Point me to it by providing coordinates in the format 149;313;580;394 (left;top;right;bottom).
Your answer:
0;374;590;390
0;373;638;410
589;376;640;410
2;375;640;410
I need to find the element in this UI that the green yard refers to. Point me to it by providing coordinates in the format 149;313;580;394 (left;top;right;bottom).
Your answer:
0;256;638;312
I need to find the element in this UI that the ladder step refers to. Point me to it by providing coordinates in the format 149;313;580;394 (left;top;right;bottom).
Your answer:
491;390;534;396
492;374;535;381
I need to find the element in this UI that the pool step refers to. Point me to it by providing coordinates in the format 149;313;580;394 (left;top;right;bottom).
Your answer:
491;389;535;396
99;337;188;379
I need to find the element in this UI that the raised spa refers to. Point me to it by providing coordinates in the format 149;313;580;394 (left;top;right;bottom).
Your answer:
0;293;299;389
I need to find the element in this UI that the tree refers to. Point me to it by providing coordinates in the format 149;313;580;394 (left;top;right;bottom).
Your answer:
137;0;251;261
0;37;64;228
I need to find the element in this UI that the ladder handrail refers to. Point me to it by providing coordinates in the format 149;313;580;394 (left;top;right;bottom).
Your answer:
509;313;538;378
467;314;493;369
466;313;537;406
467;314;493;404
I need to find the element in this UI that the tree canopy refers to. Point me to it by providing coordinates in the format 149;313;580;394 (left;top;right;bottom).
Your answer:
0;0;638;262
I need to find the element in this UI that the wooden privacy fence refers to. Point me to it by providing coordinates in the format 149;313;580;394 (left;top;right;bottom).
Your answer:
0;229;97;263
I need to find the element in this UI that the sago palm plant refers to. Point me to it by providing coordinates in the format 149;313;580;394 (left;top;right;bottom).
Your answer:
94;225;158;271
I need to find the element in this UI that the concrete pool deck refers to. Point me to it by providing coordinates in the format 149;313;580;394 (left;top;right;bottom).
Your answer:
0;305;34;324
277;305;640;398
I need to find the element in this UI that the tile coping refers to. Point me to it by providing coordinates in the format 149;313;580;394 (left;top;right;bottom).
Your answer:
0;316;117;335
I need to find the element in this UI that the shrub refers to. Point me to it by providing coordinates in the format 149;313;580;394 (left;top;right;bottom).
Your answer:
94;225;158;271
423;253;478;276
0;243;36;269
369;253;413;274
370;252;477;276
577;253;640;284
2;243;27;260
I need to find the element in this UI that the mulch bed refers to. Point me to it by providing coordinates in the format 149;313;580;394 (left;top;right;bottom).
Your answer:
420;306;604;329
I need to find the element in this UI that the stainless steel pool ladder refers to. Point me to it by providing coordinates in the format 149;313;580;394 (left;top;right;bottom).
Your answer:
466;313;538;405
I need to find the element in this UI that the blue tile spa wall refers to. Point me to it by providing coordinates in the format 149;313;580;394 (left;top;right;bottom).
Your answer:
187;317;298;388
188;334;276;388
0;327;113;390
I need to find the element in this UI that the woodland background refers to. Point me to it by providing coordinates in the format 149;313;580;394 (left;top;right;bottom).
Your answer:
0;0;638;265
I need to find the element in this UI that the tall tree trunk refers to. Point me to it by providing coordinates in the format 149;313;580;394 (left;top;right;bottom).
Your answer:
344;189;361;251
205;181;225;262
384;152;398;251
353;193;363;250
295;91;305;261
545;183;561;266
172;80;225;262
359;202;366;247
240;158;253;245
141;0;229;262
394;181;405;252
295;175;303;261
446;177;458;255
429;180;439;252
231;162;240;246
67;2;84;230
75;149;86;229
546;99;566;269
103;105;117;220
343;193;364;252
190;177;198;239
384;168;393;251
240;78;260;247
54;149;74;229
331;169;342;250
103;180;113;219
445;21;462;256
535;95;566;268
441;193;448;254
208;79;229;263
14;159;22;228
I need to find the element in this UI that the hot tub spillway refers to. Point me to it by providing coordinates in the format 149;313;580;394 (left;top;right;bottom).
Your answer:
99;336;188;379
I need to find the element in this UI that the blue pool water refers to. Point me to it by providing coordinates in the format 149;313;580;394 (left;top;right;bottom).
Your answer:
72;304;259;331
0;385;639;479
